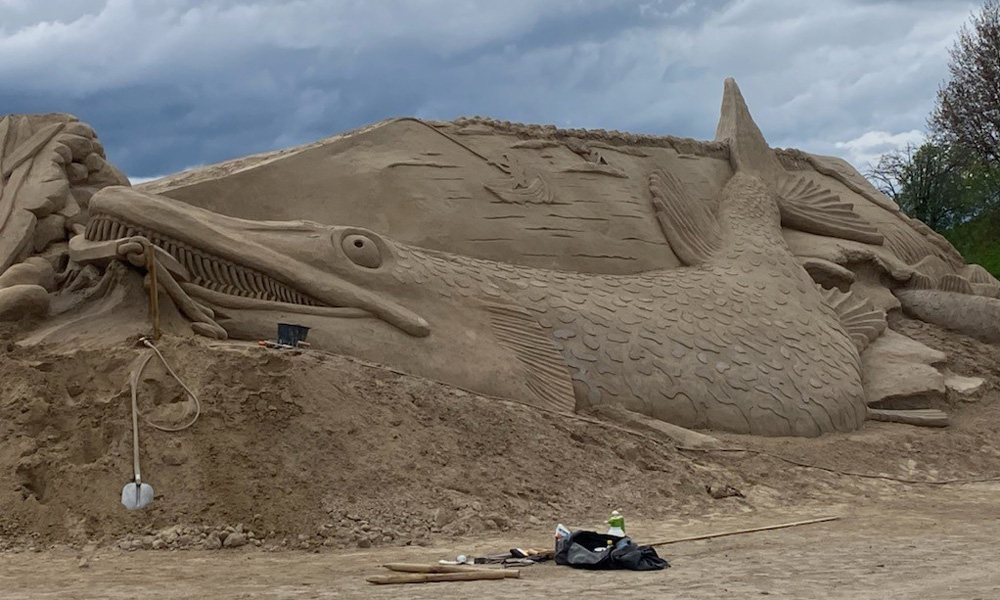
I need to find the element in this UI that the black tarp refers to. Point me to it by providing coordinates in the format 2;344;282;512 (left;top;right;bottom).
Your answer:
554;530;669;571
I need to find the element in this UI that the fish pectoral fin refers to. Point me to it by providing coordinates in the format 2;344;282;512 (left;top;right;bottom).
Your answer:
649;168;723;266
484;303;577;414
777;175;884;246
820;286;887;353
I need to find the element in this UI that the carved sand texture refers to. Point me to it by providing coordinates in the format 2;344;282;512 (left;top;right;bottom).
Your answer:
443;116;731;160
0;114;128;320
141;118;688;275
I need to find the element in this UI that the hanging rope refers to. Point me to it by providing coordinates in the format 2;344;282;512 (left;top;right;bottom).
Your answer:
126;245;199;495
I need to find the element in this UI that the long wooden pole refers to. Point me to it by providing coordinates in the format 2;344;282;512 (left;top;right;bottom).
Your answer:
367;570;518;585
145;245;161;340
649;515;840;548
381;563;515;575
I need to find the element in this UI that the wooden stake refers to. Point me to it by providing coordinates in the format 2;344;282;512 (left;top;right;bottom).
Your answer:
649;515;840;547
366;570;518;585
145;244;161;340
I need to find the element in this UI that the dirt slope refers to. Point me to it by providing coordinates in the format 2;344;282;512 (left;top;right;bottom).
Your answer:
0;317;997;553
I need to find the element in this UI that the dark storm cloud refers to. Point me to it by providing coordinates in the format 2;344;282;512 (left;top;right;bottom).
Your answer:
0;0;980;179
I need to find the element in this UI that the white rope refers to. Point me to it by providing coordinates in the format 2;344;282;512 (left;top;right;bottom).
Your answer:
128;337;201;486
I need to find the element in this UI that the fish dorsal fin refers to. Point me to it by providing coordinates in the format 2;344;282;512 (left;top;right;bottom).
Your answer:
714;78;784;179
777;175;884;245
715;79;888;247
485;303;577;414
820;287;887;352
649;168;722;266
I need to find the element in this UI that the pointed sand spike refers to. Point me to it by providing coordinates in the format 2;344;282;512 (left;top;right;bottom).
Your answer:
714;78;784;178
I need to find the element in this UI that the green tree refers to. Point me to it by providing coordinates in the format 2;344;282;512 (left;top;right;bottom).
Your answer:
866;142;990;231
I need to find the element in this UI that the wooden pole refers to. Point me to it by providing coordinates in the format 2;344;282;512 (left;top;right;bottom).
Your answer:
366;570;518;585
145;245;161;340
381;563;514;575
649;515;840;548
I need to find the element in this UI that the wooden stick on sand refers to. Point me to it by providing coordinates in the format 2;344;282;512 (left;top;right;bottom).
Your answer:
649;515;840;547
366;570;519;585
381;563;516;575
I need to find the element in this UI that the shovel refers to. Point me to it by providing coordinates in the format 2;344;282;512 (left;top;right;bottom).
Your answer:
121;479;154;511
123;334;155;511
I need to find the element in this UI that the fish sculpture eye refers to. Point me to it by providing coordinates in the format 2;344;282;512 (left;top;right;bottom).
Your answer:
341;233;382;268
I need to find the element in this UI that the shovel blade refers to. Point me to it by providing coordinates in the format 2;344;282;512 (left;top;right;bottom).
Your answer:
121;482;154;510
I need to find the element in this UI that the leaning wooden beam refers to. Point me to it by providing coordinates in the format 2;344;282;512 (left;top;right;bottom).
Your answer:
649;515;840;547
366;570;519;585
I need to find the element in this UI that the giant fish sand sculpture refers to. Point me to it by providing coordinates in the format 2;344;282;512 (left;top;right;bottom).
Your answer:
1;79;997;436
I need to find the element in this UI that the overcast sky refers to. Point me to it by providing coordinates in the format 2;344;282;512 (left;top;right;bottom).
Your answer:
0;0;981;181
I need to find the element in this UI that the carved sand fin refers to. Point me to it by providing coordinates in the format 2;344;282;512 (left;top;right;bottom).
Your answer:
485;303;577;414
820;287;887;352
962;263;999;285
938;273;974;295
906;271;935;290
649;168;722;266
776;175;884;245
797;256;855;292
714;78;784;178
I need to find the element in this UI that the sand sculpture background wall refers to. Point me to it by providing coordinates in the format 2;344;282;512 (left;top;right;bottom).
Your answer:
1;79;997;437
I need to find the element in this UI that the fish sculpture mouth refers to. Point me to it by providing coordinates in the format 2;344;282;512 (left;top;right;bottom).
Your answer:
80;194;432;339
83;213;364;315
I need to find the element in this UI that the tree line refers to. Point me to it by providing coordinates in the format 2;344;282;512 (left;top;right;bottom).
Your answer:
866;1;999;243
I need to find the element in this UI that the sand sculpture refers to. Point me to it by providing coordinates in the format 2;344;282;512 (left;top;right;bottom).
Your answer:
1;79;997;436
0;114;129;320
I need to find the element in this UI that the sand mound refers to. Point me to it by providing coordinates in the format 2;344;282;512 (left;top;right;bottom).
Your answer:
0;333;724;551
1;318;998;553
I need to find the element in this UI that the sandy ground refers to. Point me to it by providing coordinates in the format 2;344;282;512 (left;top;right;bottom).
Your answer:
2;482;998;600
1;313;998;598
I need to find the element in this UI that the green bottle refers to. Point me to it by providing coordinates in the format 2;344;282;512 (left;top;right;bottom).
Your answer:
606;510;625;536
